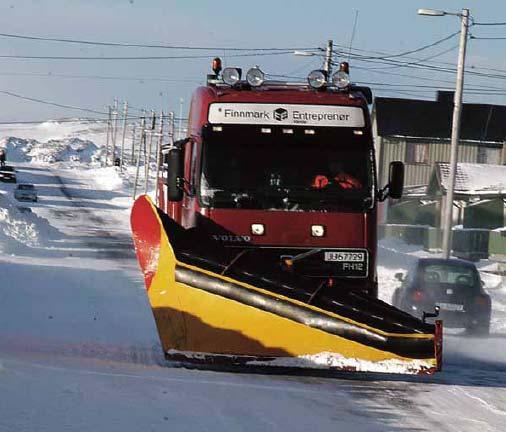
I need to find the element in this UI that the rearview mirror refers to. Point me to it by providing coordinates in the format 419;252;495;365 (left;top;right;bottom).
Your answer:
166;148;184;202
388;161;404;199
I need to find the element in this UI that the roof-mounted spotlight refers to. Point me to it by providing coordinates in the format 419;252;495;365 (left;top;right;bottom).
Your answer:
307;69;327;89
222;67;242;86
246;66;265;87
332;70;350;89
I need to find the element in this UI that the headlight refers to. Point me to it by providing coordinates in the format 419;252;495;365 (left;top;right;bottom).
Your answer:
246;67;265;87
251;223;265;236
222;67;242;86
307;70;327;89
311;224;326;237
332;71;350;89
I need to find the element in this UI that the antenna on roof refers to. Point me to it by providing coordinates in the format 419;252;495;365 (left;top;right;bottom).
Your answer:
348;10;359;62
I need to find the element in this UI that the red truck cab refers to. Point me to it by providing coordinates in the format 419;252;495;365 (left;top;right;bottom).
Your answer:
158;64;403;298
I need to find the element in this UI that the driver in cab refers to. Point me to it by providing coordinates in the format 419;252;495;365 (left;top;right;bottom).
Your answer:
311;161;362;190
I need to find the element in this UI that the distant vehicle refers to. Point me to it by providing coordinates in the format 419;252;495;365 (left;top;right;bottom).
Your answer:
14;183;37;202
392;258;491;335
0;165;16;183
17;206;32;214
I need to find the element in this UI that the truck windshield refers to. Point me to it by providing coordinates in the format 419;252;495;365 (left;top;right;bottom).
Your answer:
199;126;374;211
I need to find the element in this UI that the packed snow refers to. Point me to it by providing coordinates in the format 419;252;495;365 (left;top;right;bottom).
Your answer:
0;120;505;431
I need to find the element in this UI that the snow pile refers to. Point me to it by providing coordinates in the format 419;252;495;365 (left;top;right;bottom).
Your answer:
0;137;33;162
0;136;100;164
0;192;61;251
0;194;39;249
28;137;99;164
171;350;435;375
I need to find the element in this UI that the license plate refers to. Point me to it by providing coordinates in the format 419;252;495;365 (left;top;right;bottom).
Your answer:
436;302;464;311
324;251;365;262
323;249;368;278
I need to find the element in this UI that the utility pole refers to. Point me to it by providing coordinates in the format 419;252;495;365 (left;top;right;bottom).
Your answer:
177;98;184;139
104;105;112;166
133;112;146;200
119;101;128;171
154;111;164;205
145;110;157;194
130;123;137;165
323;39;333;75
168;111;175;146
111;99;119;165
442;9;469;259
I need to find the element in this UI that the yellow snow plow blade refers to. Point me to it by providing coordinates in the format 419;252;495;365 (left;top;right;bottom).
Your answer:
131;195;442;374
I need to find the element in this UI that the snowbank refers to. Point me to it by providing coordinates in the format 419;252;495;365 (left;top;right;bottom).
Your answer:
0;137;33;162
28;137;99;164
0;135;100;164
0;192;61;252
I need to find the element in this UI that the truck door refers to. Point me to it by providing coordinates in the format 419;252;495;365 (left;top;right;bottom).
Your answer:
181;139;198;228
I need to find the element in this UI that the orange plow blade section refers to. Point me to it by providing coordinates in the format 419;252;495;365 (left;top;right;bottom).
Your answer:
131;195;442;374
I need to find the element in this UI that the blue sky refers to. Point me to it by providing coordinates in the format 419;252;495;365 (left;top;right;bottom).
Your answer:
0;0;506;122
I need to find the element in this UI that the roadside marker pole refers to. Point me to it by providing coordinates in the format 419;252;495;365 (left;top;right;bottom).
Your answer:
144;110;156;194
119;101;128;171
131;124;137;165
111;99;119;165
133;112;146;200
104;105;112;166
154;111;164;206
168;111;175;146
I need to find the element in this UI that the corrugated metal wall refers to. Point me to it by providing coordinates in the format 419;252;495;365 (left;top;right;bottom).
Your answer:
378;137;501;186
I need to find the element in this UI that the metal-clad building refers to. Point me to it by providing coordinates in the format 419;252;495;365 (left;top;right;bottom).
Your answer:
372;92;506;188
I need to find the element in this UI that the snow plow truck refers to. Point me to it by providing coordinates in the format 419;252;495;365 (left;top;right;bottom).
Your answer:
131;60;443;375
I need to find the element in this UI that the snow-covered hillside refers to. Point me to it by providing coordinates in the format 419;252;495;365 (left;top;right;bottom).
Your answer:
0;120;505;431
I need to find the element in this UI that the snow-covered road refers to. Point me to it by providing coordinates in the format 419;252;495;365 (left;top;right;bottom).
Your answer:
1;164;506;431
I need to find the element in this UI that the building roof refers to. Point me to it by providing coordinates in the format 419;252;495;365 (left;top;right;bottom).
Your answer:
374;96;506;143
428;162;506;196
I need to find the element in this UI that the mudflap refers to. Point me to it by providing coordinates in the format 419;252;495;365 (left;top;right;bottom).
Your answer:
131;195;442;375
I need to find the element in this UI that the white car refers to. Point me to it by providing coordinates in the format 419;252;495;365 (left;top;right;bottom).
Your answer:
14;183;38;202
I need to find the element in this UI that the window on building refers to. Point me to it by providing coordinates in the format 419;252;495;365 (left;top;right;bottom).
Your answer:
405;142;429;164
477;146;501;164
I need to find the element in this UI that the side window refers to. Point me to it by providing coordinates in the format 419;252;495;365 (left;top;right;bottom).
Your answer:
190;141;198;186
406;142;429;164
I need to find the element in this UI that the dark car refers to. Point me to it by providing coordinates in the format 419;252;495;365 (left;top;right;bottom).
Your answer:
392;258;491;335
0;165;16;183
14;183;37;202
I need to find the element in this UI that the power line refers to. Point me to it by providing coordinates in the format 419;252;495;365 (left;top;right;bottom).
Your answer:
335;43;458;72
0;31;318;52
470;35;506;40
340;51;506;83
0;51;298;61
0;90;107;114
473;21;506;26
337;40;506;79
0;71;202;83
336;31;459;61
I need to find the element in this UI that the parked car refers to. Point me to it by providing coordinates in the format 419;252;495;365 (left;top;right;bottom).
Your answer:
392;258;491;335
14;183;38;202
0;165;16;183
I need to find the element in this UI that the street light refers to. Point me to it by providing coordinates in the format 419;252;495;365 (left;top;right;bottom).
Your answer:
417;9;446;17
418;8;470;259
